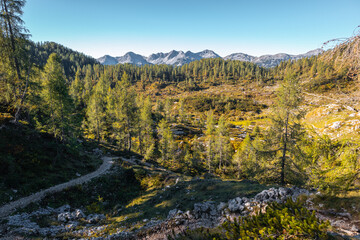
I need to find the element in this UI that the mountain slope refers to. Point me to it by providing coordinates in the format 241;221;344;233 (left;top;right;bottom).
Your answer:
97;55;118;65
227;49;324;68
98;49;323;67
117;52;150;66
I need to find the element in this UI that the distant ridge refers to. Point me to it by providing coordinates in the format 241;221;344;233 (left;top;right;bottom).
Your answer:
98;49;323;68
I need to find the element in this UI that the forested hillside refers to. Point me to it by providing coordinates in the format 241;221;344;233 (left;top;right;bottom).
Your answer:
29;41;98;79
0;0;359;239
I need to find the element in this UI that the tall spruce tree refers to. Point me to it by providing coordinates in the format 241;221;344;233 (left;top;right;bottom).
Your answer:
40;53;73;140
261;74;305;185
215;115;232;172
233;134;258;179
69;68;84;108
157;118;176;162
0;0;27;81
85;91;106;141
139;96;155;159
109;72;138;151
178;97;186;123
0;0;30;121
84;70;109;142
205;110;216;173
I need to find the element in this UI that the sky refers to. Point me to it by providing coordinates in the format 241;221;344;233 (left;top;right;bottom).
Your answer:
23;0;360;58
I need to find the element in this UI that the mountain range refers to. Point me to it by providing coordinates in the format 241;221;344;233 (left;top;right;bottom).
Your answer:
97;49;323;68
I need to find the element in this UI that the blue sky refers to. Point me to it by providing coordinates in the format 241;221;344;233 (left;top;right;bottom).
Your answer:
23;0;360;58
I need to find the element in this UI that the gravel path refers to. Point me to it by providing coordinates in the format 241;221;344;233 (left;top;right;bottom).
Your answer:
0;156;114;218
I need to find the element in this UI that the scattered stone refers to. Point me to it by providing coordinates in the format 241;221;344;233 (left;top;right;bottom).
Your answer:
193;201;218;219
58;212;71;222
71;209;85;219
228;197;244;212
345;106;356;112
167;209;178;219
55;204;71;213
217;202;227;212
329;121;343;130
58;209;86;222
86;213;106;223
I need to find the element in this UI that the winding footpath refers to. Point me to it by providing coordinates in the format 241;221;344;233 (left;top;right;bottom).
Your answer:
0;156;114;218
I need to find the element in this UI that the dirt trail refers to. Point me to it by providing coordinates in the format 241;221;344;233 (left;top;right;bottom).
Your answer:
0;156;114;218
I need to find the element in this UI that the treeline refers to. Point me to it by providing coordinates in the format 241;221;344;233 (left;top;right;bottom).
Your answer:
271;55;354;91
68;51;354;96
69;58;269;95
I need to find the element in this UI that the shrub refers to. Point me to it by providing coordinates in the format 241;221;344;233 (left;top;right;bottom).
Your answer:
171;199;332;240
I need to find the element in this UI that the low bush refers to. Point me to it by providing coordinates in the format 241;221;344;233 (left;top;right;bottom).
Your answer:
171;199;332;240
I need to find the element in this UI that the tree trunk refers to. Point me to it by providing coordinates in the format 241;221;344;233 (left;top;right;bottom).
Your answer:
14;66;31;122
126;119;132;152
128;131;132;152
207;138;212;173
219;137;224;171
280;113;289;185
138;130;143;155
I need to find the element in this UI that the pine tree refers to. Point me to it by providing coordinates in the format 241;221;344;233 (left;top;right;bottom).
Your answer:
178;97;186;123
164;98;172;122
205;110;216;173
85;91;106;141
261;73;305;185
233;134;258;179
157;118;176;162
306;135;360;194
84;69;109;141
109;72;138;151
69;68;84;108
0;0;28;81
40;53;73;140
215;115;232;171
139;96;155;159
0;0;30;121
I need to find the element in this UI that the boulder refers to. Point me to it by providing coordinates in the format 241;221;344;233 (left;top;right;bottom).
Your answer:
228;198;244;212
217;202;227;212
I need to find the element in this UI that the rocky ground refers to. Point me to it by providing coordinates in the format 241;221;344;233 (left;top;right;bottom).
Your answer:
1;186;359;239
